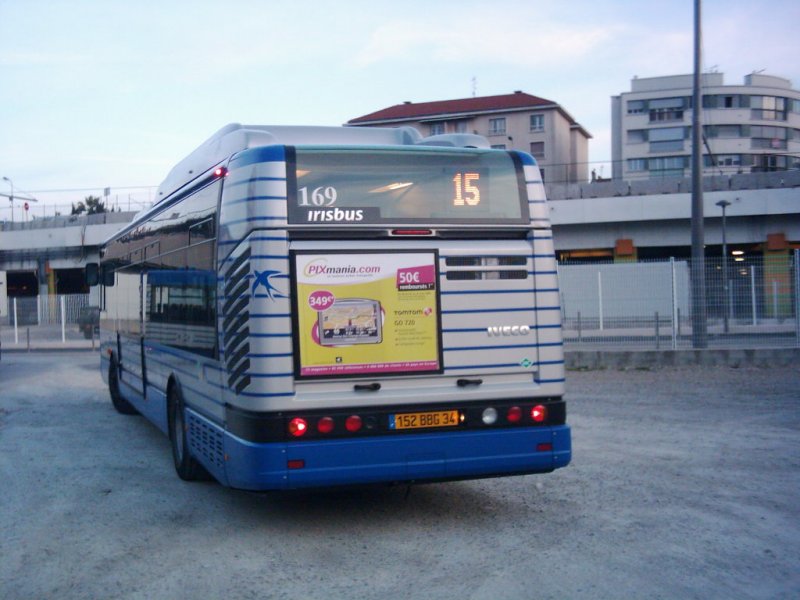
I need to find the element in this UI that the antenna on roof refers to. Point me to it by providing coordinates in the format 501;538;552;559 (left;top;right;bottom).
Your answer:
471;76;477;97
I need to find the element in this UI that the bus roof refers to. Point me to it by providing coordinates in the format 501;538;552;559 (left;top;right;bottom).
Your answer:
156;124;490;205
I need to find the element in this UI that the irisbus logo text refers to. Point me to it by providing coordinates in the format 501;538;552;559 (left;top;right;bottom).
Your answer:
487;325;531;337
303;259;381;278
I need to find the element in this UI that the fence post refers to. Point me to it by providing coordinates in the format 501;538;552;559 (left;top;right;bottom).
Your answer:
60;295;66;343
794;249;799;345
772;281;779;321
13;297;19;345
750;266;757;326
598;271;604;331
655;312;660;350
671;257;678;350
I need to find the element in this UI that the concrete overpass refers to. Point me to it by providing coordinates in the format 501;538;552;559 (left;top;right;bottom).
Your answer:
547;170;799;262
0;212;136;297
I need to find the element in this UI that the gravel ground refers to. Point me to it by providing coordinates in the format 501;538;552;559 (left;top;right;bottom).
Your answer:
1;352;798;599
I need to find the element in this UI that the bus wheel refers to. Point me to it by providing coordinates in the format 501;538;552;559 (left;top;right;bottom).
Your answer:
167;384;208;481
109;357;138;415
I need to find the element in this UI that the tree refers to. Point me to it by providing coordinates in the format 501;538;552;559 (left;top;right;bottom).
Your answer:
70;195;106;215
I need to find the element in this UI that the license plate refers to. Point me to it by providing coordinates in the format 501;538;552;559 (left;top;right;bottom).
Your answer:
389;410;460;430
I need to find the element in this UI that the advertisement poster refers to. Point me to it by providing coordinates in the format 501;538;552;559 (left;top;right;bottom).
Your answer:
293;251;441;378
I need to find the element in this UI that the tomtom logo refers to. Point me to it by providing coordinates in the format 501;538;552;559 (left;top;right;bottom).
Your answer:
487;325;531;337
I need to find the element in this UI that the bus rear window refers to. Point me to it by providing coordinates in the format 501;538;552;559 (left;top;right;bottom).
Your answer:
287;147;528;225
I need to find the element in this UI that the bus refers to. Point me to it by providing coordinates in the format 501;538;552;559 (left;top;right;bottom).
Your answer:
89;123;571;490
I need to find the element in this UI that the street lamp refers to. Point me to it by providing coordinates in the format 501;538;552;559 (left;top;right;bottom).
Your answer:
2;176;13;223
716;199;731;334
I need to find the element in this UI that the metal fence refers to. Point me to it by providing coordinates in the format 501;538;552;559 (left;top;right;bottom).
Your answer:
3;254;799;352
2;294;96;349
560;251;800;349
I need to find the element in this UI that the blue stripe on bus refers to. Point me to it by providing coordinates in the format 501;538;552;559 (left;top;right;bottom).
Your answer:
225;195;287;206
250;332;292;338
220;254;289;263
248;373;294;379
218;235;289;247
442;306;560;314
228;146;286;169
444;363;531;371
443;341;563;352
440;289;532;295
226;176;286;188
223;216;287;226
535;378;567;384
439;289;559;296
443;323;561;333
445;364;564;373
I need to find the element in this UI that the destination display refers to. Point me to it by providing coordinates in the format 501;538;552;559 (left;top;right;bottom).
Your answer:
287;147;528;225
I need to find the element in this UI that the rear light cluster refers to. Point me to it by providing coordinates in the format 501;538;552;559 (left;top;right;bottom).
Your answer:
286;402;553;439
287;414;375;438
483;404;547;425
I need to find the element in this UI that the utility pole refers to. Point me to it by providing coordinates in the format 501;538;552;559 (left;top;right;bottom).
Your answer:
690;0;708;348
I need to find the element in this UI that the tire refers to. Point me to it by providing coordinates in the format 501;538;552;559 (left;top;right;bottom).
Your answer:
167;383;208;481
109;357;138;415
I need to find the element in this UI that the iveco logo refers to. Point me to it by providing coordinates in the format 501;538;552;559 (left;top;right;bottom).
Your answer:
487;325;531;337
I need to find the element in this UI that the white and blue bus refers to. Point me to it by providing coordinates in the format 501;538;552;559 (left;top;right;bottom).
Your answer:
90;124;571;490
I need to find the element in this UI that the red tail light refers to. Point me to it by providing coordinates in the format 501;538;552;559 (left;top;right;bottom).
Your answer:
345;415;363;432
507;406;522;423
317;417;335;434
531;405;547;423
288;418;308;437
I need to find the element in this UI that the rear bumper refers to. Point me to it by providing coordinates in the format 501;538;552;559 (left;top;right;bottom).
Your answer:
221;423;571;491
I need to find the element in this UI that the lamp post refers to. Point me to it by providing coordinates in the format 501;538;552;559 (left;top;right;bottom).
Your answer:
716;199;731;334
2;176;13;223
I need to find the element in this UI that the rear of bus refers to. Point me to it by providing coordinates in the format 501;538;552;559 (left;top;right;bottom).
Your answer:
200;140;570;490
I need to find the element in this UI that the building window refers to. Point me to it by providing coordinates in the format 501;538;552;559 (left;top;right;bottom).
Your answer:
627;100;646;114
453;121;468;133
490;144;506;150
627;129;647;143
704;154;743;168
705;124;743;138
627;158;647;172
751;125;788;149
751;96;787;121
648;155;686;178
649;126;686;153
488;118;506;135
429;122;445;136
529;114;544;131
529;142;545;160
649;97;685;122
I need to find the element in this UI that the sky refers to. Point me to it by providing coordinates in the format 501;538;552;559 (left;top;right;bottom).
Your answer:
1;0;798;219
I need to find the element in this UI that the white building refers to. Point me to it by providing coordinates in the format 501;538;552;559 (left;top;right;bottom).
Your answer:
611;73;800;180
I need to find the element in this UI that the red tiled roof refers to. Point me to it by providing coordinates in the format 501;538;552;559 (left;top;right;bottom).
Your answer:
348;92;558;124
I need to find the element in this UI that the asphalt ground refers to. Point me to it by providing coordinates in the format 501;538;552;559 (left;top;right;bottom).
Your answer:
0;352;798;599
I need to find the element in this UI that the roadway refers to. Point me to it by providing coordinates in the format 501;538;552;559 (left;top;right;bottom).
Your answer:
1;352;797;599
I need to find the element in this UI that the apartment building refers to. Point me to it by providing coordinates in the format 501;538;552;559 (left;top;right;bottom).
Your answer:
611;72;800;180
347;91;591;184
